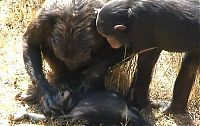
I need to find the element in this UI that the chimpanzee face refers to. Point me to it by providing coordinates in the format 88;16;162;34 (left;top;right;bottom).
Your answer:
96;0;130;49
52;17;104;69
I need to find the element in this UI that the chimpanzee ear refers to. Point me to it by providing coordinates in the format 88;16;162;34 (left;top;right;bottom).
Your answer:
114;25;127;32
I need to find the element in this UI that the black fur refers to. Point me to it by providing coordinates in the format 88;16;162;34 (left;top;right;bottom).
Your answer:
96;0;200;113
59;90;150;126
23;0;124;116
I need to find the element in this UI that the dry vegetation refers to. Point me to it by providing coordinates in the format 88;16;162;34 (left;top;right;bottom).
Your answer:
0;0;199;125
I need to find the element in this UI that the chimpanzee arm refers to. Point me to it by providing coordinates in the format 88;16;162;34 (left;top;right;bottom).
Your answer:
23;40;51;94
22;14;69;117
23;14;57;94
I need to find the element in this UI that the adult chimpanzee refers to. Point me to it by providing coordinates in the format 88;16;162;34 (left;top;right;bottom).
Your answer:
50;90;149;126
96;0;200;113
22;0;125;116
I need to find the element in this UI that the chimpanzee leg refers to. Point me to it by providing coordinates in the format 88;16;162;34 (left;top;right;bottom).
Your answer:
165;51;200;114
128;49;161;109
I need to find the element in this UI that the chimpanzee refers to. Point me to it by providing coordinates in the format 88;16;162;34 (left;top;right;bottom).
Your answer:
22;0;125;116
50;90;149;126
96;0;200;113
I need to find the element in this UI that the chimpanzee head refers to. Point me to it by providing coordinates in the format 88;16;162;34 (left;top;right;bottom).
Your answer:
51;1;105;69
96;0;132;49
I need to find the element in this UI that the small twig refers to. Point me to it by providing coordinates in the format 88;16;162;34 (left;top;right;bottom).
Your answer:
112;47;158;69
9;112;46;122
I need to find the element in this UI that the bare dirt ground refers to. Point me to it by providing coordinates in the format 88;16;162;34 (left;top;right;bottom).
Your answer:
0;0;199;126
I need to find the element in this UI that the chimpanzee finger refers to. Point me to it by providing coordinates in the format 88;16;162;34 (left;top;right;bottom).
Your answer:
42;96;53;116
79;85;89;93
42;97;62;118
45;94;61;110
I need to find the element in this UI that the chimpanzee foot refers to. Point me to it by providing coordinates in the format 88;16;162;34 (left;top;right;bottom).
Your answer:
150;101;187;114
129;97;150;110
150;100;170;109
163;105;187;115
15;85;40;102
41;90;70;118
15;87;39;102
15;92;37;102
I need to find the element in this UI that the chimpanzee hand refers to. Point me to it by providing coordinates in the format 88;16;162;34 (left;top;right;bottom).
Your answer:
79;81;105;93
79;82;95;93
41;89;70;118
79;68;104;93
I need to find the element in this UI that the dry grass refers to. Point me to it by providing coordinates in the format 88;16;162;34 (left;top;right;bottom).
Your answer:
107;51;200;125
0;0;44;125
0;0;199;125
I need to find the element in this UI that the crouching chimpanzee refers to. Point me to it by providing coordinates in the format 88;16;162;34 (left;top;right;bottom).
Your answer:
96;0;200;113
22;0;125;117
50;90;149;126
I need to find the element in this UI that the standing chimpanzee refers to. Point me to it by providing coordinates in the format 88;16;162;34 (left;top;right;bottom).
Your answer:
96;0;200;114
22;0;125;117
52;90;149;126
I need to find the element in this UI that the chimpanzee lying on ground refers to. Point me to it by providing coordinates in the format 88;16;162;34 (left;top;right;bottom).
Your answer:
49;90;149;126
22;0;125;116
96;0;200;113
